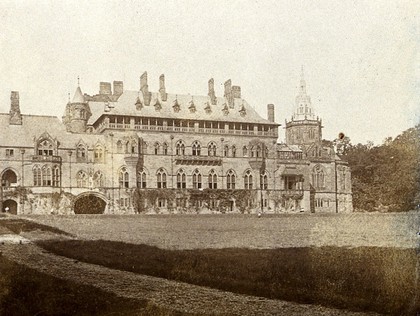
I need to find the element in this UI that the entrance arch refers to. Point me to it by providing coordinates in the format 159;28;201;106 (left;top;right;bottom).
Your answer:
74;193;107;214
1;169;17;187
3;199;18;214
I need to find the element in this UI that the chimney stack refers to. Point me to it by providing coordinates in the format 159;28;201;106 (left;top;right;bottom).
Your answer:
140;72;151;106
9;91;22;125
224;79;233;108
267;104;275;122
99;82;112;95
208;78;216;105
159;74;167;101
232;86;241;99
113;81;123;96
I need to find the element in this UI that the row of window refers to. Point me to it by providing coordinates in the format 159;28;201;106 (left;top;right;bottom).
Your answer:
33;165;60;187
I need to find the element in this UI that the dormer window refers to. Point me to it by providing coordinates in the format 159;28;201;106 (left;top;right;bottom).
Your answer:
188;100;196;113
204;102;212;114
38;139;54;156
173;99;180;113
222;103;229;116
154;99;162;111
239;105;246;117
135;97;143;110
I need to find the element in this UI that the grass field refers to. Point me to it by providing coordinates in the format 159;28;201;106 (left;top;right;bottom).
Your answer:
24;212;420;249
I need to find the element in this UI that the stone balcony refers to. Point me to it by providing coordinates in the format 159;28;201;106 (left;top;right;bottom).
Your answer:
175;155;222;166
32;155;62;163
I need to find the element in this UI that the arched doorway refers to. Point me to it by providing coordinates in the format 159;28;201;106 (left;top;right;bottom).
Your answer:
3;199;18;214
1;169;17;187
74;194;106;214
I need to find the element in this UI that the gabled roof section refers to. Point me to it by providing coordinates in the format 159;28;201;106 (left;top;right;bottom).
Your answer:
87;90;277;125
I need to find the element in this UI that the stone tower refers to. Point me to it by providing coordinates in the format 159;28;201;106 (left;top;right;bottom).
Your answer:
63;84;91;133
9;91;22;125
285;67;323;148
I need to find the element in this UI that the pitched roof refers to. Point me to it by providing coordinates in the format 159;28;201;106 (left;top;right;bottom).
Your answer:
72;86;85;103
0;114;105;149
87;90;276;126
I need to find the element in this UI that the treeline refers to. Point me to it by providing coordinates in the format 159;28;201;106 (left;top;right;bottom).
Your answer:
342;125;420;212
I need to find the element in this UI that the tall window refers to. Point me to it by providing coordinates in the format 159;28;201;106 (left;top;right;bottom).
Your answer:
244;170;253;189
226;170;236;189
208;142;217;156
231;145;236;157
243;146;248;157
119;167;129;188
137;169;147;188
260;170;268;190
208;169;217;189
33;165;41;186
154;142;160;155
93;171;103;188
157;168;167;188
192;169;202;189
162;143;168;155
312;165;325;189
76;171;88;188
176;169;186;189
131;140;137;154
42;165;52;186
176;141;185;156
94;145;104;163
52;165;60;187
76;144;87;161
192;141;201;156
38;139;54;156
224;145;229;157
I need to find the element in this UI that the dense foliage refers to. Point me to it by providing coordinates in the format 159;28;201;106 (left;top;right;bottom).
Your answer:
342;125;420;212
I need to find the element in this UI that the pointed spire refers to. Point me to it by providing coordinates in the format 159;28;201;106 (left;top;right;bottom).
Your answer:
72;86;85;103
299;65;306;95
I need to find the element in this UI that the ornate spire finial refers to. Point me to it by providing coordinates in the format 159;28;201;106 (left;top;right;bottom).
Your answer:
301;65;304;80
68;93;71;103
77;76;80;87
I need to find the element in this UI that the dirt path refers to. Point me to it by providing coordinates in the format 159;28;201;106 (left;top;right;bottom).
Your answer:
1;240;379;316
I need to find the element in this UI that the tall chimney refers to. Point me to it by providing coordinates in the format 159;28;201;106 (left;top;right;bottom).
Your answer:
232;85;241;99
208;78;216;105
224;79;233;108
99;82;112;95
267;104;275;122
113;81;123;96
159;74;167;101
9;91;22;125
140;72;151;106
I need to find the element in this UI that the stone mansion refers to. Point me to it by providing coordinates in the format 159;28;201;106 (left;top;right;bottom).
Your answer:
0;71;352;214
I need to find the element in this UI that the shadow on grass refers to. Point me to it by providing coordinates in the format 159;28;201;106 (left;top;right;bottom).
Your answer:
0;256;195;316
0;219;74;237
37;240;420;315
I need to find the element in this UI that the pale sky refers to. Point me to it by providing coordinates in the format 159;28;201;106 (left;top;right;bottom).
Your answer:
0;0;418;145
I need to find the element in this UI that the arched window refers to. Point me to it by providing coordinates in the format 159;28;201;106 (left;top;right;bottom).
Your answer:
2;169;17;187
131;140;137;154
260;170;268;190
116;140;123;153
176;141;185;156
312;165;325;189
38;139;54;156
226;170;236;189
33;166;41;186
192;169;202;189
231;145;236;158
256;145;261;158
224;145;229;157
76;170;88;188
42;165;52;186
137;169;147;188
162;143;168;155
208;169;217;189
208;142;217;156
176;169;186;189
244;170;253;189
251;146;256;158
154;142;160;155
243;146;248;157
52;165;60;187
119;167;129;188
157;168;167;188
76;144;87;161
192;141;201;156
94;145;104;163
93;171;103;188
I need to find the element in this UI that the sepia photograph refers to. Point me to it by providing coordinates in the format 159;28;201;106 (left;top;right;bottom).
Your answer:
0;0;419;315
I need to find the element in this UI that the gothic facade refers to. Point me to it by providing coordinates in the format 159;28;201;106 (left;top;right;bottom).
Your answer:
0;71;352;215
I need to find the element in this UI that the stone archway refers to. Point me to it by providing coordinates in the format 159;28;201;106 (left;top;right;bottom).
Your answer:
74;194;107;214
1;169;17;187
3;199;18;214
